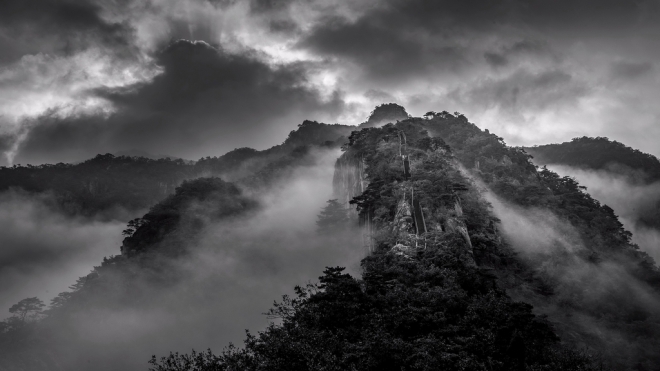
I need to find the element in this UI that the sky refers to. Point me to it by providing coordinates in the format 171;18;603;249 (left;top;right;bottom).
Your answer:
0;0;659;166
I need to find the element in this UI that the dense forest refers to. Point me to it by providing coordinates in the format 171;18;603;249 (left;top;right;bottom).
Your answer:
524;137;660;183
2;106;659;370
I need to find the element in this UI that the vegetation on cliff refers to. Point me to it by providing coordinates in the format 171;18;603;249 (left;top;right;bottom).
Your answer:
150;120;603;371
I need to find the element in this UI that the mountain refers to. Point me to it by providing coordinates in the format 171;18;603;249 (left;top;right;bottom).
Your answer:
524;137;660;184
152;112;660;370
3;108;660;370
357;103;410;128
0;120;355;219
113;150;185;161
523;136;660;253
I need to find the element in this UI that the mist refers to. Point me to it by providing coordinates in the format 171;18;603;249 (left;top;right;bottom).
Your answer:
479;183;660;367
13;148;364;371
547;164;660;262
0;190;124;314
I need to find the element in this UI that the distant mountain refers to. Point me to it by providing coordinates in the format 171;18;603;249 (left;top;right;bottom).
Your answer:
0;177;259;371
113;149;185;161
0;120;356;219
524;136;660;183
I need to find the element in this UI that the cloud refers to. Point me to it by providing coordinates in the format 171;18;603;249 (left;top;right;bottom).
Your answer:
610;61;655;80
11;40;345;165
480;183;660;367
2;0;660;165
547;164;660;262
8;148;364;371
0;0;135;65
0;190;124;316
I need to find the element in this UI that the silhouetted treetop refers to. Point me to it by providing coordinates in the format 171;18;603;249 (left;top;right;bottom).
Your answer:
359;103;410;128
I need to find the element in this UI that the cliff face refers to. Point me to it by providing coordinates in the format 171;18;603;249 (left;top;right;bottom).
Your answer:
328;113;660;370
332;152;368;209
151;117;597;371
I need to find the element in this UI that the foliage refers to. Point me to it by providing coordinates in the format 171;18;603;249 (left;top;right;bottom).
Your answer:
151;118;603;371
359;103;410;128
524;137;660;183
316;199;352;234
8;297;45;323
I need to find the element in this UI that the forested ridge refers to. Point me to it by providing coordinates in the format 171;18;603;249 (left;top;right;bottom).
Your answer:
0;120;352;219
149;111;660;370
2;106;660;370
524;137;660;183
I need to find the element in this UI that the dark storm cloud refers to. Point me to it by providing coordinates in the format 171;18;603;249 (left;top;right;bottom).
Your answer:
3;0;660;162
0;0;134;65
297;10;470;83
291;0;656;103
453;69;589;113
610;61;655;80
14;40;345;164
484;40;557;68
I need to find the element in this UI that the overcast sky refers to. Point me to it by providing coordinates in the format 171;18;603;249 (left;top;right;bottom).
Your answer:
1;0;658;165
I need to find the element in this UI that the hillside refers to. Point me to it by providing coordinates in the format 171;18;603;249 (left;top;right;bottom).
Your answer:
0;177;259;370
0;105;411;219
151;111;660;370
0;120;354;219
4;108;660;370
524;137;660;183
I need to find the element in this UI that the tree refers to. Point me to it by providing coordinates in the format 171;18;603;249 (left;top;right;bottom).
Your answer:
316;199;351;234
9;297;45;322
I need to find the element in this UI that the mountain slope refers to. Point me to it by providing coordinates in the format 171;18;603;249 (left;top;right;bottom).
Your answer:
4;108;660;370
523;136;660;261
0;120;354;219
152;120;598;371
153;111;660;370
524;137;660;183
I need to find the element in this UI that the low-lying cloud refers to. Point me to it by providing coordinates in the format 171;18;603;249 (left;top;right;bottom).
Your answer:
547;164;660;262
0;190;125;315
4;148;364;370
481;185;660;367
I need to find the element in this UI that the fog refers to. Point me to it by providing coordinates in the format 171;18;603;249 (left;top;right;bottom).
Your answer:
0;191;124;314
3;148;364;370
480;184;660;367
547;164;660;262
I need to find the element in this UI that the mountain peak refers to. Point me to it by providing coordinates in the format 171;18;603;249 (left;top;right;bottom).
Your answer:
359;103;410;128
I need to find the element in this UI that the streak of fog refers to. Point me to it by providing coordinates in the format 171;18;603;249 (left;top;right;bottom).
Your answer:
547;164;660;262
3;148;364;370
0;191;124;313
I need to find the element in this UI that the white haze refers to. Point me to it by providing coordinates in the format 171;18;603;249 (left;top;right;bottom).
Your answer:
547;164;660;262
478;181;660;365
23;148;364;371
0;191;124;314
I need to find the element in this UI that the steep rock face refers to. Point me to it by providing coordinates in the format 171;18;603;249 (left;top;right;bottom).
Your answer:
331;111;660;369
339;123;486;266
332;152;368;209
